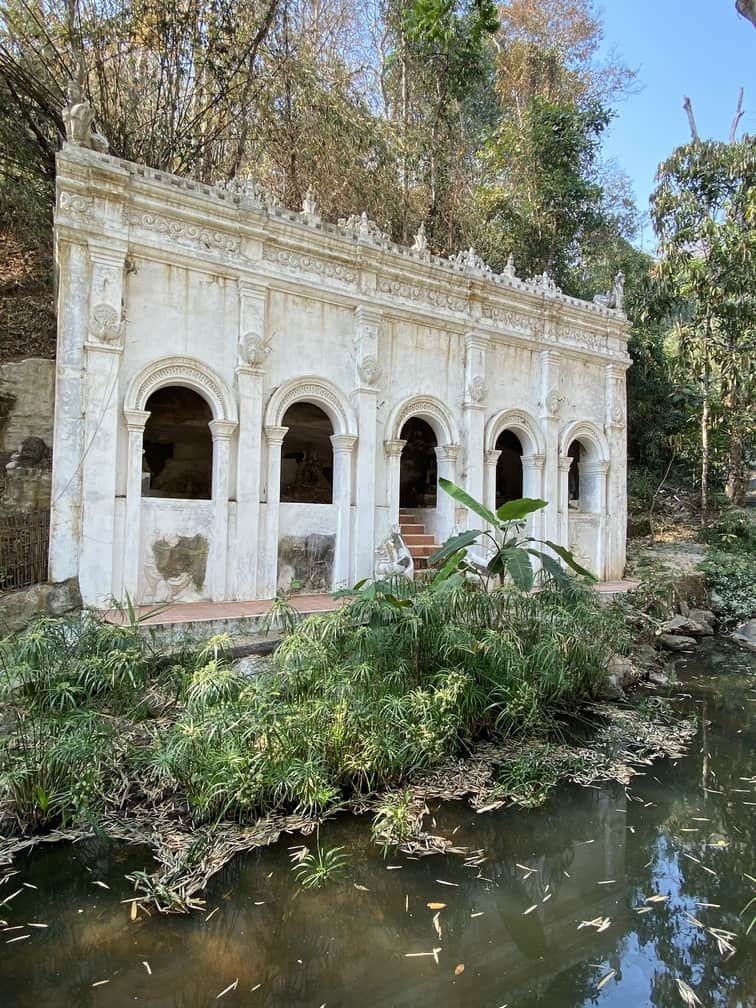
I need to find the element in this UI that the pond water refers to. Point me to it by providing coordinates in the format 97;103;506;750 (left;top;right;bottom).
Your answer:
1;639;755;1007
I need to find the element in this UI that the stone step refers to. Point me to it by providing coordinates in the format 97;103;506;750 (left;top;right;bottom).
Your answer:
399;511;418;521
399;523;426;536
408;544;437;559
402;533;436;546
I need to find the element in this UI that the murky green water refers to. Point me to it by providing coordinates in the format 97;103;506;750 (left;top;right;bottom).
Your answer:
2;639;755;1007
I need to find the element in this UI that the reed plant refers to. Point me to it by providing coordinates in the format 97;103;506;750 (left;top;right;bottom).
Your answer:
0;577;628;834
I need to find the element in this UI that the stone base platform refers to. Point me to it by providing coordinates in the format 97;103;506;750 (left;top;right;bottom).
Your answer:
101;580;640;646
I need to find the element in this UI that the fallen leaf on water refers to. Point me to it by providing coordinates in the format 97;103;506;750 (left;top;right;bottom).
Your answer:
676;978;702;1006
354;884;370;892
386;866;402;870
597;970;616;990
435;880;458;887
26;923;48;929
216;979;239;999
92;881;110;890
470;912;484;918
130;902;138;922
454;963;465;976
92;980;110;987
646;894;669;904
523;905;538;915
251;984;262;992
427;902;446;910
432;912;442;939
5;935;30;943
596;880;616;885
142;961;151;975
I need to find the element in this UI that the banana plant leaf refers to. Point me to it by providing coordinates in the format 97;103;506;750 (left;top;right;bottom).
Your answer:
495;498;548;522
489;544;534;592
526;548;570;585
438;477;498;526
543;540;596;581
428;528;482;565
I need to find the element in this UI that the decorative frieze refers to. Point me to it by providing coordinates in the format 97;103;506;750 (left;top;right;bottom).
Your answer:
59;191;94;217
557;325;608;354
479;303;537;335
376;276;467;314
262;245;357;285
126;209;241;254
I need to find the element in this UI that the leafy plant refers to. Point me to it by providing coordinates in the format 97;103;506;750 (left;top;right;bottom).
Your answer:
429;479;595;591
291;831;350;889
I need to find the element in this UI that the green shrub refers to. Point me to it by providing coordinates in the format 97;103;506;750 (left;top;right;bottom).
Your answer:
700;550;756;625
700;510;756;554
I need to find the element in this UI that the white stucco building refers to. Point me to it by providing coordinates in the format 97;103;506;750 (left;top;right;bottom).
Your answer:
50;143;631;607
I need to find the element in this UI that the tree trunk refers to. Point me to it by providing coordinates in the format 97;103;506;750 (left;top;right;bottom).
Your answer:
700;364;710;523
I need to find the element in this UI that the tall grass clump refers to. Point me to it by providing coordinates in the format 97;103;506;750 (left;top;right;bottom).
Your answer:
0;578;629;835
154;578;629;822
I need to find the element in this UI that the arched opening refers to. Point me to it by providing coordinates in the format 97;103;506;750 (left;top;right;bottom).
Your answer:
142;386;213;499
567;440;582;506
495;429;523;507
280;402;334;503
399;417;437;508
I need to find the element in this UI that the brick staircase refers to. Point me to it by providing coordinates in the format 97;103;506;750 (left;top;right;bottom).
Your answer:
399;510;439;572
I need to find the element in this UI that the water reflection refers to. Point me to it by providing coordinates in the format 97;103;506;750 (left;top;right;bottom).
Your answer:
1;640;754;1007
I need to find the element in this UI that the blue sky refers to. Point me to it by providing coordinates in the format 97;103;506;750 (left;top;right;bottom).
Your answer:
598;0;756;247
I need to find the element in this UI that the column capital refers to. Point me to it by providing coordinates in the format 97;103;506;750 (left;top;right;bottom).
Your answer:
384;438;406;458
435;443;461;463
354;303;383;327
209;419;237;441
464;330;490;351
581;460;609;476
558;454;574;473
87;240;127;267
239;278;268;300
124;409;150;432
522;452;546;472
264;424;289;447
235;364;267;381
485;449;502;465
330;433;358;453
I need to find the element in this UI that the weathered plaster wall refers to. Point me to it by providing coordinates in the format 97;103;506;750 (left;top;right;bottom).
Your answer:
0;359;55;464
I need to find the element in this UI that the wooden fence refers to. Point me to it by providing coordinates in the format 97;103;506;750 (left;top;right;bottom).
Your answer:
0;509;50;591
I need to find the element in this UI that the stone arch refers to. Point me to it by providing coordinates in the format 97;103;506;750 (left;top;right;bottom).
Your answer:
264;376;357;437
558;419;609;463
386;394;460;446
124;355;237;423
485;408;546;457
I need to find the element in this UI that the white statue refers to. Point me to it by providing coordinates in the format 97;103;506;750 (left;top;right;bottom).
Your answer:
374;528;414;580
62;62;108;153
593;271;625;311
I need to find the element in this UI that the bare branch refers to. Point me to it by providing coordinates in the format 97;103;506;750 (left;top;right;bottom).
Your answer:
683;96;699;142
729;87;745;143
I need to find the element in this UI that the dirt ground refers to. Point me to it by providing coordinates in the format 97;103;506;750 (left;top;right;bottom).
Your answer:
0;231;56;363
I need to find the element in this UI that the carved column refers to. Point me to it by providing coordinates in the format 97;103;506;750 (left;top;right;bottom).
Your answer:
235;282;269;598
435;444;460;542
521;452;546;541
78;242;127;605
539;348;562;546
484;449;501;522
462;331;489;516
122;409;150;601
331;433;358;588
209;419;237;600
556;455;572;552
604;362;627;579
50;240;88;583
261;425;288;597
352;306;380;581
580;458;609;580
384;439;406;530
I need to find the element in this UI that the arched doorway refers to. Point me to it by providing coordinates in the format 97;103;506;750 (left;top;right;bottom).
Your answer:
399;417;437;508
280;402;334;504
563;431;608;579
142;386;213;499
495;429;523;507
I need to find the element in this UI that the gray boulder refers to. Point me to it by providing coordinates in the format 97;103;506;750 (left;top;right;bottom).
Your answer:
659;614;710;637
688;608;716;634
732;619;756;653
657;633;697;653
